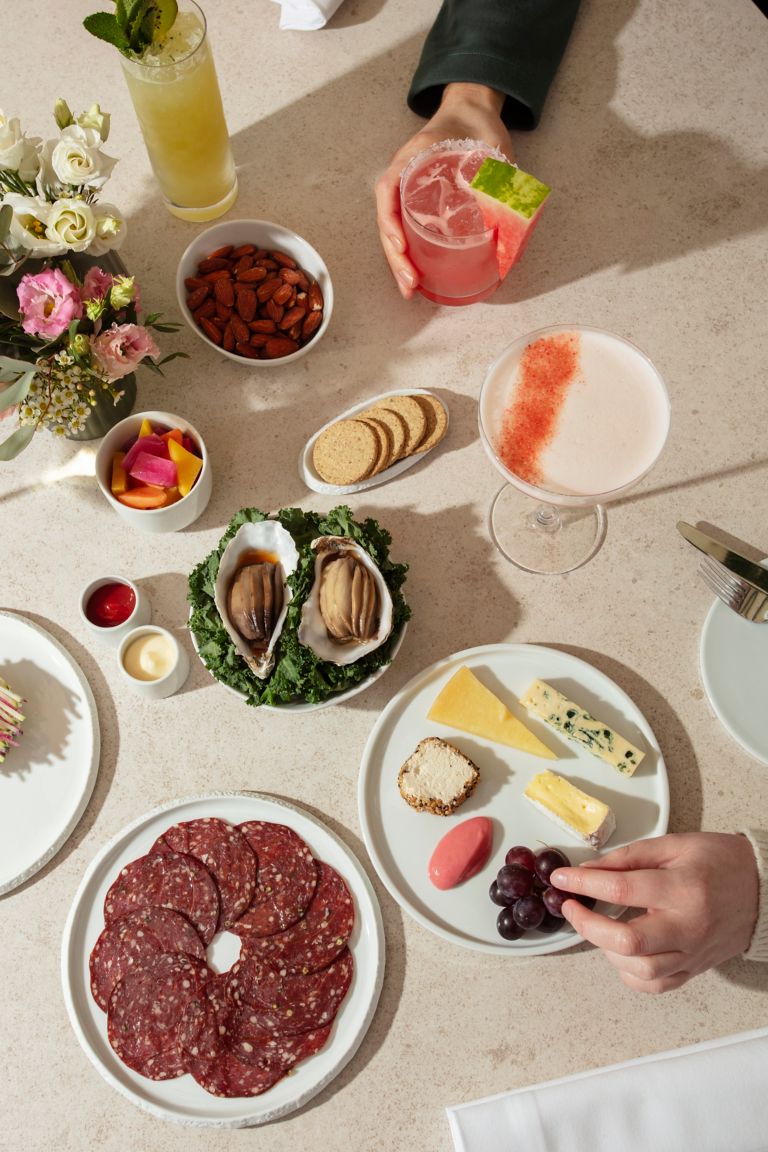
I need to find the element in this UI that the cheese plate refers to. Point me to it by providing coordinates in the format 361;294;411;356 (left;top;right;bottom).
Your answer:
358;643;669;956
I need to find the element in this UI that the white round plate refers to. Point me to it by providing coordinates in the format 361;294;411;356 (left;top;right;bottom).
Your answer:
61;792;385;1127
0;610;100;896
700;581;768;764
358;643;669;956
189;620;407;713
300;388;449;494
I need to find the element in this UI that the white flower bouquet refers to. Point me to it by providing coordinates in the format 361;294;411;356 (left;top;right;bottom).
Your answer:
0;98;125;270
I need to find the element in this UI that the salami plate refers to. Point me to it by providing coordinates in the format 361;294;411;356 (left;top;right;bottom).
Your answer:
61;793;385;1127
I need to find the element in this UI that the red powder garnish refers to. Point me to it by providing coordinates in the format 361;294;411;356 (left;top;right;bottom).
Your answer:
496;332;581;485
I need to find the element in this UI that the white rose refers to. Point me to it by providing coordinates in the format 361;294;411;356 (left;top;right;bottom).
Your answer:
49;124;116;190
45;198;96;252
87;203;127;255
1;193;66;258
0;111;40;180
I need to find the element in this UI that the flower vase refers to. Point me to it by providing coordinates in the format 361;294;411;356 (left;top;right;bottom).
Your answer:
65;372;136;441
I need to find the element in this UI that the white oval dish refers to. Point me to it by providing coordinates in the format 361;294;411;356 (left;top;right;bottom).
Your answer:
300;388;449;495
61;791;385;1127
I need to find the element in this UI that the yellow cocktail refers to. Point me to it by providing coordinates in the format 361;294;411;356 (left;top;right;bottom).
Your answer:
121;1;237;221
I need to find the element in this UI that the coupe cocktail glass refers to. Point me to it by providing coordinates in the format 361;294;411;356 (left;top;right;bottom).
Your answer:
400;138;504;305
120;0;237;222
478;325;670;574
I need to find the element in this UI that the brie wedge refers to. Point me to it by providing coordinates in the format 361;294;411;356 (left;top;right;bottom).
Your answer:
524;770;615;849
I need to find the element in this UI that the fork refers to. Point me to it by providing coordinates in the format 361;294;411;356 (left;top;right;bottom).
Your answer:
699;555;768;622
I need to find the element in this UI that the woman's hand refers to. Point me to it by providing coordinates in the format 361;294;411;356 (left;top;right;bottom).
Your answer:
375;83;513;298
551;833;759;994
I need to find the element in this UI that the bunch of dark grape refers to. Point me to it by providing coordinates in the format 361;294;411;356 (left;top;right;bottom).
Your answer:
489;845;595;940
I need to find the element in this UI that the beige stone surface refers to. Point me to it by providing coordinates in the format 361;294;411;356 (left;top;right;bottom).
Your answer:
1;0;767;1149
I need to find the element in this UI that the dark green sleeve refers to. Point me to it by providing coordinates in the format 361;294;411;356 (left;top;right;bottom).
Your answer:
408;0;581;130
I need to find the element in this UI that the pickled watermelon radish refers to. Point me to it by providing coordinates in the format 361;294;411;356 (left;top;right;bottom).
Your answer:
470;158;551;279
129;451;178;488
121;432;167;474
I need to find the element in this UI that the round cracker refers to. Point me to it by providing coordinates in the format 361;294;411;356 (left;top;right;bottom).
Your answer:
361;405;408;462
411;393;448;454
378;395;427;456
312;419;379;485
356;415;394;474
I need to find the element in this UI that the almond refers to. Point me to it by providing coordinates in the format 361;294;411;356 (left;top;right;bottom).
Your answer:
279;305;306;331
230;243;256;258
223;322;236;352
301;310;322;340
236;287;257;322
270;250;297;269
249;318;277;334
264;298;284;323
272;282;293;307
198;256;230;272
214;278;235;307
236;265;267;283
230;315;250;343
235;340;260;358
308;279;324;311
264;337;300;358
193;298;216;320
186;286;209;310
200;317;223;344
256;278;281;303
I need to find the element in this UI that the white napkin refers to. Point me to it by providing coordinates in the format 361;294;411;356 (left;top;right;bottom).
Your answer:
447;1027;768;1152
272;0;345;30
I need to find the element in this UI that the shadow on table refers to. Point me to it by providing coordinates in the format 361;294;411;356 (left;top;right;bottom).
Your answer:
1;612;119;898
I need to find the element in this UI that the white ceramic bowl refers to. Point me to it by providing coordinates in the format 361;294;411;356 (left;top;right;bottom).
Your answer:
117;625;190;700
94;410;212;534
79;576;151;646
176;219;333;367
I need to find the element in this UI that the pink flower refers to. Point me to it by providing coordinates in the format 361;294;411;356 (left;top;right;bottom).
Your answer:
90;323;159;380
16;267;82;339
82;266;113;301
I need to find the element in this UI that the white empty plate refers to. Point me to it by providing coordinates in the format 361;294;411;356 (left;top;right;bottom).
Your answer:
700;589;768;764
0;611;100;896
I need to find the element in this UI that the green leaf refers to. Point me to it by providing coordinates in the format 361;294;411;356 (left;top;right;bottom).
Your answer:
0;204;12;244
0;424;35;461
83;12;131;50
0;365;35;409
0;355;37;377
125;0;152;50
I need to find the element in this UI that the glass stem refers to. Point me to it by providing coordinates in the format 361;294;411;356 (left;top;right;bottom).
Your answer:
529;503;561;534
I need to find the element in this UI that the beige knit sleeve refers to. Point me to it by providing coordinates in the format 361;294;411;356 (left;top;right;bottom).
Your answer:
742;830;768;961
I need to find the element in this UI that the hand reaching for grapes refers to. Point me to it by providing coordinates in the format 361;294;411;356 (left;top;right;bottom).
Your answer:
550;833;760;994
375;82;513;298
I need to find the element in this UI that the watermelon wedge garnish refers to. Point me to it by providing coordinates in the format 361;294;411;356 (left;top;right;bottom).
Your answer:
470;158;551;280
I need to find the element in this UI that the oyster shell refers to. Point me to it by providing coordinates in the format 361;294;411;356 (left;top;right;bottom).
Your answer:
297;536;393;665
214;520;299;679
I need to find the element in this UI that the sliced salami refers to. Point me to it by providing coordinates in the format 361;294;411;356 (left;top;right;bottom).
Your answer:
90;907;206;1012
233;821;317;938
107;952;209;1080
227;1016;332;1071
228;948;353;1036
241;862;355;976
178;974;234;1063
151;818;257;931
103;851;220;946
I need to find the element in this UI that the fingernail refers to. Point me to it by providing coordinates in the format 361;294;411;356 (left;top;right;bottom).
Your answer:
398;268;415;289
388;233;404;253
551;870;565;887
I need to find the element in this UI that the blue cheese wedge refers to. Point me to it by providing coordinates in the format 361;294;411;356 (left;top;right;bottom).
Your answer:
520;680;645;776
524;770;616;849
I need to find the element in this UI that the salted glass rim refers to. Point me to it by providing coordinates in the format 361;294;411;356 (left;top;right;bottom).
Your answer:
399;137;505;245
121;0;207;69
477;323;672;506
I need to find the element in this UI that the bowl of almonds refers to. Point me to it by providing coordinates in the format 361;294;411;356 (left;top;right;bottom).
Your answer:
176;219;332;365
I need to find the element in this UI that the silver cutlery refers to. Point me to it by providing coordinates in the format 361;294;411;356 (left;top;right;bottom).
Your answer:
699;555;768;622
677;521;768;595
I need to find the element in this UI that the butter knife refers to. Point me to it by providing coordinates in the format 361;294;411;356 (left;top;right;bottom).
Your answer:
677;521;768;594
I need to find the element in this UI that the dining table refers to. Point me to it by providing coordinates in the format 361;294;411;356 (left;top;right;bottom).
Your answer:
2;0;768;1149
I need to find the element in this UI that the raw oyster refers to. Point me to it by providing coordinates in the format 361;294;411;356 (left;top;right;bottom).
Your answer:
214;520;299;679
297;536;393;665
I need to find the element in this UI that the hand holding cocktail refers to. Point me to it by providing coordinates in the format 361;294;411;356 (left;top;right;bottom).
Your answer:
375;83;513;299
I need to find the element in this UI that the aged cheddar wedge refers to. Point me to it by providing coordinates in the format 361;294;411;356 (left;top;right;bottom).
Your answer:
521;680;645;776
427;666;556;758
524;770;615;849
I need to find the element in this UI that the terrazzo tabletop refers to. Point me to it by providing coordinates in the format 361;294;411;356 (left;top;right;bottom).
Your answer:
2;0;768;1149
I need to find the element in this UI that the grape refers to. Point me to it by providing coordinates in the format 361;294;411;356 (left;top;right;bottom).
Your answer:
542;886;568;917
538;910;565;933
496;906;524;940
571;893;596;911
504;845;536;873
496;864;533;901
534;847;570;886
489;879;512;907
512;894;545;931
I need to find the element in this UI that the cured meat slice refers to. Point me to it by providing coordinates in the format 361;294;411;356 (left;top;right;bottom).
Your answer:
228;948;353;1036
179;975;322;1098
151;818;257;931
227;1015;332;1071
90;907;205;1012
103;851;220;946
241;862;355;976
233;821;317;938
107;952;209;1080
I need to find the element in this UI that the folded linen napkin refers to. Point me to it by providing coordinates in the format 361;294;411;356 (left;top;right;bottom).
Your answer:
447;1027;768;1152
272;0;345;30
